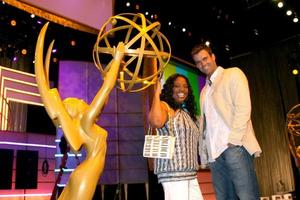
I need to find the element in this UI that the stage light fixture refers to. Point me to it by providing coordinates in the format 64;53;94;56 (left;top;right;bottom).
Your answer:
70;40;76;46
21;49;27;55
277;2;284;8
10;19;16;26
292;69;298;75
293;16;298;23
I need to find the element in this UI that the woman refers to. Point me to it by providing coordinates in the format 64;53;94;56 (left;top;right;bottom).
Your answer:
148;74;203;200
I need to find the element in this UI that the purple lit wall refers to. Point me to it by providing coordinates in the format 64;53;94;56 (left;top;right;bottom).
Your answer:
0;131;56;199
57;60;148;185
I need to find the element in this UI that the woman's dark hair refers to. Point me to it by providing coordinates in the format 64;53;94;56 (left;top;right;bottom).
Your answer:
160;73;197;121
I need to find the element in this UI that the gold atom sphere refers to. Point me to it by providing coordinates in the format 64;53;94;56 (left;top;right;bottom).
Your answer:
93;13;171;92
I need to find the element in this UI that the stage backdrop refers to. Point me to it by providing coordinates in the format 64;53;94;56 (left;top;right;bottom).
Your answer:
56;59;206;184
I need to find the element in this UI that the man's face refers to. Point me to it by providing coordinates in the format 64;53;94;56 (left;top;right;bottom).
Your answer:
192;49;218;78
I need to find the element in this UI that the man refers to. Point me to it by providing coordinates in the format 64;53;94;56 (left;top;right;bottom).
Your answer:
191;44;262;200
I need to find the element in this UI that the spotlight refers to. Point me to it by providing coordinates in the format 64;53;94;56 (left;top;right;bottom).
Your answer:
292;69;298;75
21;49;27;55
293;17;298;23
286;10;292;16
70;40;76;46
125;2;130;7
10;19;16;26
205;41;210;46
30;14;35;18
277;2;284;8
225;45;230;51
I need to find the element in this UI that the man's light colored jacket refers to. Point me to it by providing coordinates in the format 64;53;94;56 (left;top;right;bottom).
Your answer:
199;67;262;168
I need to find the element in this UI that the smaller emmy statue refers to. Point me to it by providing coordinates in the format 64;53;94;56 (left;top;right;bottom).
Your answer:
286;104;300;171
34;13;170;200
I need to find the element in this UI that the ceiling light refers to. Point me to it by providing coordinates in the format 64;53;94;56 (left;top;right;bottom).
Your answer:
30;14;35;18
293;17;298;23
182;28;186;32
205;41;210;46
292;69;298;75
277;2;284;8
225;45;230;51
126;2;130;7
168;21;172;26
70;40;76;46
10;19;16;26
21;49;27;55
286;10;292;16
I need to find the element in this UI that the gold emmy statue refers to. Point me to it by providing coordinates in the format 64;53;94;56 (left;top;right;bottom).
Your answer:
34;13;170;200
286;104;300;168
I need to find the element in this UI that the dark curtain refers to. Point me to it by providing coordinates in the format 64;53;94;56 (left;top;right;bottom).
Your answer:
231;35;300;196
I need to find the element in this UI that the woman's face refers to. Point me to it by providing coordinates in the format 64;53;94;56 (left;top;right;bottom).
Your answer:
172;76;189;104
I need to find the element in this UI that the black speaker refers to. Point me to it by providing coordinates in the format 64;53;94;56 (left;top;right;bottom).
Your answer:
0;149;14;189
15;150;38;189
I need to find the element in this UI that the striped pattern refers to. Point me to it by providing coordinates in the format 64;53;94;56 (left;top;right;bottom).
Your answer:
154;109;199;183
0;66;43;130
